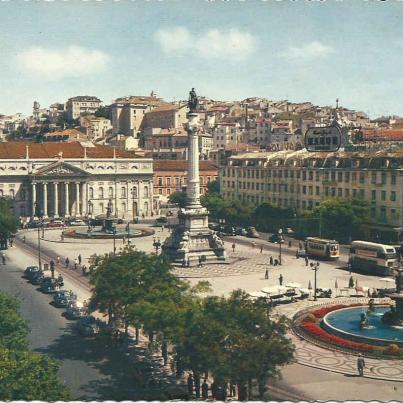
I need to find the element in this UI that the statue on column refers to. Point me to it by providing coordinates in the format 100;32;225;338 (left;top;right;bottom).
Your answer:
188;88;199;112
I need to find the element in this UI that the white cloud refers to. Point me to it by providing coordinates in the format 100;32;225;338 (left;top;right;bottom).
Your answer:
16;46;109;78
279;41;334;60
154;27;257;61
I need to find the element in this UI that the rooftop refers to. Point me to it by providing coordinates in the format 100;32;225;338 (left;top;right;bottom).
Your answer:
0;142;137;159
113;95;165;107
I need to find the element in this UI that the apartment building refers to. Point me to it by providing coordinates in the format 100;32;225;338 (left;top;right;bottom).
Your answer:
220;150;403;241
80;115;112;140
65;96;102;121
141;104;189;130
111;94;166;136
213;123;245;149
153;160;218;199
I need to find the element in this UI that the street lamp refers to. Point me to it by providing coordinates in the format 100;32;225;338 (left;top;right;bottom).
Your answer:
311;262;320;301
153;237;161;255
37;219;43;270
278;228;284;265
113;227;117;256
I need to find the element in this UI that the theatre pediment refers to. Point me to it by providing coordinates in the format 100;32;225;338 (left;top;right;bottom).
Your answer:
32;162;88;177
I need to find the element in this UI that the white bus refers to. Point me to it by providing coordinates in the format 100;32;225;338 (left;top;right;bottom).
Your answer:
305;237;340;260
349;241;399;276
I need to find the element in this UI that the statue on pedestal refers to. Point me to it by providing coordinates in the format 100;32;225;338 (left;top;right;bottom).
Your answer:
188;88;199;112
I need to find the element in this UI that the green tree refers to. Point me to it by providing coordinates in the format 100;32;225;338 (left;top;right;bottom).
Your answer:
0;293;29;351
252;203;295;232
168;190;187;208
207;179;220;194
0;198;19;250
95;105;112;120
311;198;370;242
0;348;70;400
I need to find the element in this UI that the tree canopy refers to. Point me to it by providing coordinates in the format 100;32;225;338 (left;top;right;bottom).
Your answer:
0;198;19;248
168;191;187;208
0;292;70;400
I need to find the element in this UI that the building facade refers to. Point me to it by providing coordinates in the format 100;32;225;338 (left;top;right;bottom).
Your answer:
65;96;102;121
0;142;153;221
141;104;189;130
153;160;218;199
220;150;403;241
80;115;112;140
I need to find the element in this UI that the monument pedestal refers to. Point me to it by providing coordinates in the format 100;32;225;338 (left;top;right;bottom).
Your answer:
163;207;226;265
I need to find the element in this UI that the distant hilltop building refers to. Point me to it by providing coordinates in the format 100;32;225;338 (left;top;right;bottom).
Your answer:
66;96;102;121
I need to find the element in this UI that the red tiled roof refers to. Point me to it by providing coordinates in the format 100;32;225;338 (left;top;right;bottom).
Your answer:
0;142;137;159
153;160;218;172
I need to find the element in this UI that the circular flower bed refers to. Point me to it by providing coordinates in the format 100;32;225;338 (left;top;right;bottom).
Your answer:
295;302;403;357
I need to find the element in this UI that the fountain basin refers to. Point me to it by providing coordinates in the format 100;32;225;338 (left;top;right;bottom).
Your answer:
322;306;403;347
64;226;154;239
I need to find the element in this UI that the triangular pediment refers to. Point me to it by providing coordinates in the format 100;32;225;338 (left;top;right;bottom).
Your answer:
32;161;88;177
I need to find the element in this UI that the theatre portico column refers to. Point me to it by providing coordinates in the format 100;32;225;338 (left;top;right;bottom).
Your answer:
53;182;59;218
43;182;48;218
81;182;87;216
31;182;37;217
75;182;80;216
64;182;70;217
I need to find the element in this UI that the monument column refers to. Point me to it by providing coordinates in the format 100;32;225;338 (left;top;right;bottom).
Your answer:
186;112;201;208
75;182;80;216
31;182;37;217
64;182;70;217
43;182;48;218
53;182;59;218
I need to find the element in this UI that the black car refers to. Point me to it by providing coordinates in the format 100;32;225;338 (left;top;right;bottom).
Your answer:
30;270;45;285
53;290;75;308
235;226;248;236
65;303;86;320
75;315;100;337
221;225;236;236
40;277;59;293
269;233;285;243
23;266;40;279
208;222;220;231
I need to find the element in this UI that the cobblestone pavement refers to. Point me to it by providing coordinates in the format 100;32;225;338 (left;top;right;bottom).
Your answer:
276;299;403;382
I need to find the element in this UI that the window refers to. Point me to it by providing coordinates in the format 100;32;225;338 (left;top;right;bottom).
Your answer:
380;206;387;222
132;186;137;198
337;172;343;182
121;187;126;198
331;172;336;181
302;171;306;181
144;186;149;198
371;172;376;184
352;172;357;182
309;186;313;195
381;191;386;201
99;187;104;198
359;189;365;199
391;191;396;202
167;188;171;195
89;187;94;199
345;172;350;182
337;188;342;197
9;189;14;198
166;177;171;186
372;190;376;201
316;186;320;196
381;172;387;184
302;186;306;194
359;173;365;184
315;172;319;181
391;175;396;185
108;187;114;198
158;177;163;186
331;188;336;197
121;202;126;212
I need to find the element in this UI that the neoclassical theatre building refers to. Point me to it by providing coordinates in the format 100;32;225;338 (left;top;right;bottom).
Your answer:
0;142;154;220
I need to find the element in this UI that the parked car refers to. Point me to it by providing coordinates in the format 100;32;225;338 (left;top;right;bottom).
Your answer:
23;265;40;279
65;302;86;320
315;288;332;298
26;221;42;229
246;226;260;238
68;219;86;226
269;233;285;243
30;270;45;285
75;315;100;337
221;225;236;236
47;220;65;228
40;277;60;293
235;226;248;236
53;290;76;308
208;222;220;231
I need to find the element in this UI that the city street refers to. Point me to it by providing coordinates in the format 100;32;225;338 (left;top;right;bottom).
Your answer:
4;225;402;401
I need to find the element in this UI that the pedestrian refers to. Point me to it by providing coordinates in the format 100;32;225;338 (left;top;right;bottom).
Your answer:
78;254;82;265
279;273;283;285
187;373;194;396
61;232;64;242
265;268;269;280
22;235;26;243
161;224;164;232
50;260;55;278
296;250;299;259
232;243;236;253
251;241;255;249
288;240;292;248
357;353;365;376
9;238;13;247
142;213;145;219
201;379;209;400
1;254;5;265
260;244;263;253
305;256;309;267
82;265;86;276
74;258;78;270
56;255;60;265
122;236;126;245
270;256;273;265
65;257;69;268
299;241;303;250
198;256;202;267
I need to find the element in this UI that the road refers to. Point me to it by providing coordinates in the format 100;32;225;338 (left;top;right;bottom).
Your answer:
1;245;172;400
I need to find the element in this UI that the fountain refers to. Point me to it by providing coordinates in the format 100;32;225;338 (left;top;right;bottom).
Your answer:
319;270;403;347
382;269;403;326
64;199;154;240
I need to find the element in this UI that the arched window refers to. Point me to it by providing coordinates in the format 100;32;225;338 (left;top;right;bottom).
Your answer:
89;187;94;199
108;187;114;198
132;186;137;198
121;187;126;198
99;187;104;199
144;186;149;198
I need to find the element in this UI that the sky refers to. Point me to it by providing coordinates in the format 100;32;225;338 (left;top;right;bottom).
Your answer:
1;0;403;117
